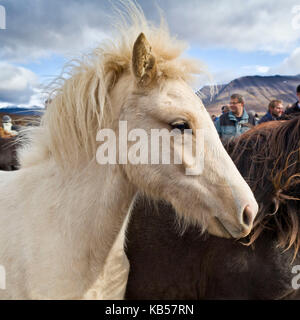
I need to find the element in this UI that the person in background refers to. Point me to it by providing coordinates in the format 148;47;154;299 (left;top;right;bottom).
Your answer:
221;105;230;114
213;105;230;123
1;115;18;136
258;100;284;124
285;85;300;115
215;93;256;142
248;110;260;123
286;104;292;110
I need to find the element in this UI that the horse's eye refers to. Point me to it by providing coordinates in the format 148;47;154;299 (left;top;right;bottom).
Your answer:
170;121;191;133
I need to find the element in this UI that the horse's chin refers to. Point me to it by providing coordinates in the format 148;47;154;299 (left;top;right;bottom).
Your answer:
206;217;233;239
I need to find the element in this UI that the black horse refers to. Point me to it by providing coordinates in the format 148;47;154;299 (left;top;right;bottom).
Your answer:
125;117;300;300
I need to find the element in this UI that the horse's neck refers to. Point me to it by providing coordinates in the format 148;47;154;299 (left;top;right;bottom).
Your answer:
37;159;135;273
85;163;136;266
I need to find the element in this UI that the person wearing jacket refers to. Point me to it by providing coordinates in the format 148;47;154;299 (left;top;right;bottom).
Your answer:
258;100;284;124
285;85;300;115
215;93;256;142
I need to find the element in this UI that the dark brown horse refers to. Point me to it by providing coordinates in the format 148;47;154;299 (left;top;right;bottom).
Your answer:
0;137;19;171
125;116;300;300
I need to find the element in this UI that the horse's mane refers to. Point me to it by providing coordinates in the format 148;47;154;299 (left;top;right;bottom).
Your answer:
226;116;300;260
18;0;204;169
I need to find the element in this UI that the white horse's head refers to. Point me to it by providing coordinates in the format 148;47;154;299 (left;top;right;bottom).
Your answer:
107;32;258;239
37;3;258;239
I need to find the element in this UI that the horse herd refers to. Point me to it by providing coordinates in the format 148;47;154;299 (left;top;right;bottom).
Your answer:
0;0;299;300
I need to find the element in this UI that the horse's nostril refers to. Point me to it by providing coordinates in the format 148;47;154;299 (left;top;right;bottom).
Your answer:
242;206;253;227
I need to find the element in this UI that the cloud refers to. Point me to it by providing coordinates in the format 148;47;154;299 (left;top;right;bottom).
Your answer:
0;62;39;104
0;0;110;62
196;65;269;88
1;0;300;102
270;47;300;75
198;49;300;88
0;0;300;63
164;0;300;53
256;66;270;73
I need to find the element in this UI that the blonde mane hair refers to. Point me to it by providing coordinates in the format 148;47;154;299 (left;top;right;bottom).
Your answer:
19;0;203;169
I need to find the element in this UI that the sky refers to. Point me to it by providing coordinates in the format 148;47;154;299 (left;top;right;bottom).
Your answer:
0;0;300;107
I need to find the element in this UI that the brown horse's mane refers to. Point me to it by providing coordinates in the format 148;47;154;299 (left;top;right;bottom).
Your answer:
226;116;300;261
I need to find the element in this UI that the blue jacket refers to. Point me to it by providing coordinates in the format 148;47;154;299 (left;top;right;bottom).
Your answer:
215;110;256;142
258;111;277;124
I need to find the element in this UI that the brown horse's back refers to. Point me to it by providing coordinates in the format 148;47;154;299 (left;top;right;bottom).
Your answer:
125;116;300;300
125;197;300;300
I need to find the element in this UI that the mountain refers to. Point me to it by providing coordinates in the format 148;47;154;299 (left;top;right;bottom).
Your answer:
0;106;44;117
0;106;44;126
197;75;300;114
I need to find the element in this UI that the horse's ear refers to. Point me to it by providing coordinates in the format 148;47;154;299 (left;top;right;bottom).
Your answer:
132;33;157;87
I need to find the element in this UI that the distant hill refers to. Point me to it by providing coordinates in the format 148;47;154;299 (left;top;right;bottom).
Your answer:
0;106;44;126
197;74;300;114
0;106;44;117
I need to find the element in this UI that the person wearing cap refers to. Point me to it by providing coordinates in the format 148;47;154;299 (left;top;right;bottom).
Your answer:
2;115;18;136
213;105;230;123
285;85;300;115
221;105;230;114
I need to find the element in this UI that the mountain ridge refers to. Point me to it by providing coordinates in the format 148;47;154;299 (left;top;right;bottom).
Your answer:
197;74;300;114
0;106;44;117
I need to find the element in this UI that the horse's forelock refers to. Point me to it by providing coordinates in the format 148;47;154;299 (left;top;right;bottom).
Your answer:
22;0;206;169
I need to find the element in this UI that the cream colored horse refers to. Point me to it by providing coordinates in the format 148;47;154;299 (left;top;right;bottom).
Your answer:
0;2;258;299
